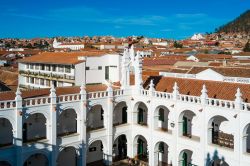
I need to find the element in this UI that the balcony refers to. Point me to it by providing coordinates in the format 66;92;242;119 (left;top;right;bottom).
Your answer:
23;136;47;144
212;131;234;149
19;70;75;83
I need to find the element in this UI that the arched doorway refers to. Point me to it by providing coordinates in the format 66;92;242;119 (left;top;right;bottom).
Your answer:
208;116;233;149
179;110;196;138
133;135;148;163
23;113;46;143
0;118;13;148
113;135;127;162
154;142;169;166
87;105;104;131
57;109;77;137
87;140;105;166
0;161;11;166
134;102;148;126
179;149;193;166
24;153;48;166
113;102;128;127
57;147;77;166
154;106;170;131
243;123;250;153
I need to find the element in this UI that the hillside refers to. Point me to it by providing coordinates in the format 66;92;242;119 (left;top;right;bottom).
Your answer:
216;10;250;34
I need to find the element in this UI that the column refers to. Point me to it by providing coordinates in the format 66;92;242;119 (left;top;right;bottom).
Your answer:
79;85;87;166
49;85;57;166
105;84;114;165
15;87;23;166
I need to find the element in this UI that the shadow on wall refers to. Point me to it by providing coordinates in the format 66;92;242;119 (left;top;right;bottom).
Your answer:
205;150;229;166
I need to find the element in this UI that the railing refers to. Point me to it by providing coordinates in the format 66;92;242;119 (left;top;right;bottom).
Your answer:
243;103;250;111
87;91;108;99
179;94;201;104
207;98;235;109
212;131;234;149
0;100;16;110
58;94;81;103
113;89;124;96
23;97;51;107
19;70;75;81
153;91;172;99
140;90;150;96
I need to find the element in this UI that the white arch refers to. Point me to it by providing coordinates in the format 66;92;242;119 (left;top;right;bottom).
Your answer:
27;110;50;121
59;106;79;117
88;138;107;153
0;115;15;129
23;150;49;165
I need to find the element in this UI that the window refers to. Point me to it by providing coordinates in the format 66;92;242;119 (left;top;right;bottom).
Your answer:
58;65;64;72
30;77;34;84
26;64;29;69
86;66;90;70
41;64;45;70
58;81;63;87
52;65;57;72
30;64;34;70
40;79;44;86
26;77;29;83
35;64;40;70
45;65;50;71
35;78;39;84
65;66;71;73
45;79;50;86
98;66;102;70
105;66;109;80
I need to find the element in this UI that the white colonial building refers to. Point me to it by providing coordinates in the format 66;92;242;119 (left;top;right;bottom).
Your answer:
18;51;121;89
53;39;85;51
1;46;250;166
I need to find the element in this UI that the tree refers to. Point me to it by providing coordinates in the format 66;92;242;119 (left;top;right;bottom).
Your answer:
173;41;183;48
243;41;250;52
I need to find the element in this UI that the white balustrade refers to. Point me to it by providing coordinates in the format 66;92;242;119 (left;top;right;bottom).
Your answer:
207;98;235;109
87;91;108;99
58;94;81;103
153;91;172;99
0;100;16;110
23;97;51;107
179;94;201;104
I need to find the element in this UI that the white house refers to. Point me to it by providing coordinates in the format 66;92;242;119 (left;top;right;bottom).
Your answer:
53;38;85;51
18;51;121;89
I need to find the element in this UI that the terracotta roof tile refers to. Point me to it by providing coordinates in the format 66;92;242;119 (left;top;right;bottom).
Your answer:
143;76;250;101
18;51;118;65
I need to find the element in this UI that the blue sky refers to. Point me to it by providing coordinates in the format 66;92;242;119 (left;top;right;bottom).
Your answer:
0;0;249;39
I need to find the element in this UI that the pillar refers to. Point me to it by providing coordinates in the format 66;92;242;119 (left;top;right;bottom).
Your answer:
105;83;114;165
49;85;57;166
15;87;23;166
79;84;87;166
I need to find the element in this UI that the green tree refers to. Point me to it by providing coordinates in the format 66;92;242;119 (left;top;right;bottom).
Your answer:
173;41;183;48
